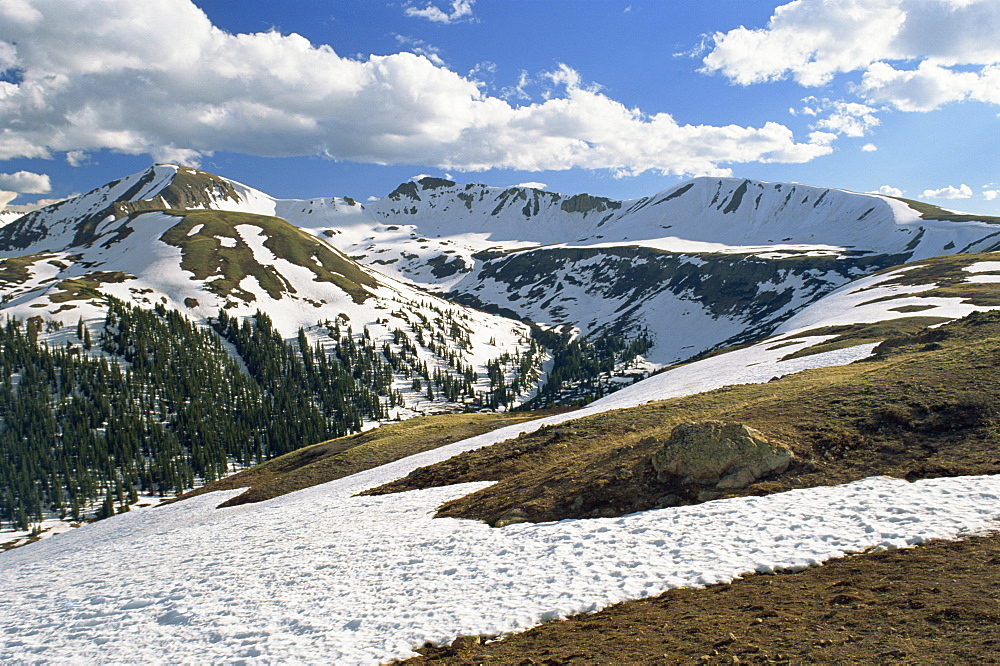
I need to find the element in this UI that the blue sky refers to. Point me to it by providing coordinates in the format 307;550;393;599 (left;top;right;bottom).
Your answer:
0;0;997;213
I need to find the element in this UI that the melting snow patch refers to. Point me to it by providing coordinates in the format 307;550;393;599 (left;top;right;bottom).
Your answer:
2;472;998;664
963;261;1000;273
965;274;1000;284
963;261;1000;283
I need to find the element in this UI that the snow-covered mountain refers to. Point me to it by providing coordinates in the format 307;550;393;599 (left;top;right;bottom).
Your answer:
5;164;1000;387
5;164;1000;394
0;166;543;415
353;176;1000;364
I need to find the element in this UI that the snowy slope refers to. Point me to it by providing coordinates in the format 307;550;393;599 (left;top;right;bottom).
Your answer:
0;210;21;227
337;176;1000;284
295;176;1000;366
2;473;997;663
233;173;1000;368
2;330;999;663
3;163;999;408
8;166;998;372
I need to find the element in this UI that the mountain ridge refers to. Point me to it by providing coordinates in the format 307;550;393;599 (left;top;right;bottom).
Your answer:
4;164;1000;383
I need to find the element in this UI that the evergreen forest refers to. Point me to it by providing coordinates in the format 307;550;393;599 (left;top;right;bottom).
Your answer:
0;296;641;531
521;328;653;409
1;299;398;529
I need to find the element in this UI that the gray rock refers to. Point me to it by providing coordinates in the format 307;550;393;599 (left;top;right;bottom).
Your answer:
653;494;682;508
716;467;758;490
451;635;481;651
651;421;793;489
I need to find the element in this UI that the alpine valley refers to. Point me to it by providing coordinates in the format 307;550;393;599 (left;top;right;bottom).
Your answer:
3;165;1000;662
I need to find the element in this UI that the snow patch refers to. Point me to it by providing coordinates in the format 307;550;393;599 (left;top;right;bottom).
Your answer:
1;472;997;664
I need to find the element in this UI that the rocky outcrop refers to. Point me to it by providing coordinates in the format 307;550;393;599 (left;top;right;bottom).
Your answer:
650;421;793;491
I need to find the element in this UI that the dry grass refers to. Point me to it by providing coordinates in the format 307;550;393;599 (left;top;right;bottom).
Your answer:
403;532;1000;664
159;209;377;305
367;309;1000;526
49;271;131;303
891;196;1000;225
0;253;57;286
172;411;557;508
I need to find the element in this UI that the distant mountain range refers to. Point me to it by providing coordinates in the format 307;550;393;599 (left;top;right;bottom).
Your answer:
5;165;999;364
2;164;1000;527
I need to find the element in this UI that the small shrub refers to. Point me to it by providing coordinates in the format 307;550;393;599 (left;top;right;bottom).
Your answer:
923;391;995;431
875;403;915;430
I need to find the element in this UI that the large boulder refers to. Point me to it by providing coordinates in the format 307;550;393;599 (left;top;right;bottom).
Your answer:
650;421;793;490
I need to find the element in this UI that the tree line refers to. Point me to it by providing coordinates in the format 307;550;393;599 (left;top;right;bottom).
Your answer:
0;299;393;530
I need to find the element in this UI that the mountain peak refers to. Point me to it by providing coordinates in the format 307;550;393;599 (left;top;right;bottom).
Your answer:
416;176;457;190
0;165;281;255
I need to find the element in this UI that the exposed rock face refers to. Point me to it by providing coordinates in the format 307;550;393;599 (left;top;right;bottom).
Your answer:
650;421;793;490
450;635;482;651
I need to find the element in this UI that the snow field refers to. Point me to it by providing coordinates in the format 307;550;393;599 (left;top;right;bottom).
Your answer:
963;260;1000;283
5;335;993;664
2;470;998;663
773;266;998;337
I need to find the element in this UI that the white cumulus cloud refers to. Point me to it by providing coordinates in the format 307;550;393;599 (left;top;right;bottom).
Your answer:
65;150;89;166
869;185;903;197
516;182;547;190
799;98;881;137
702;0;1000;112
982;188;999;201
0;0;834;177
0;170;51;193
404;0;476;24
922;184;973;199
861;143;877;152
861;61;1000;111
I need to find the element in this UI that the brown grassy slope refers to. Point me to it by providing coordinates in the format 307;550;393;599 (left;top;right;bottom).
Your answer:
891;196;1000;225
402;532;1000;665
159;209;378;305
366;310;1000;526
172;411;555;508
